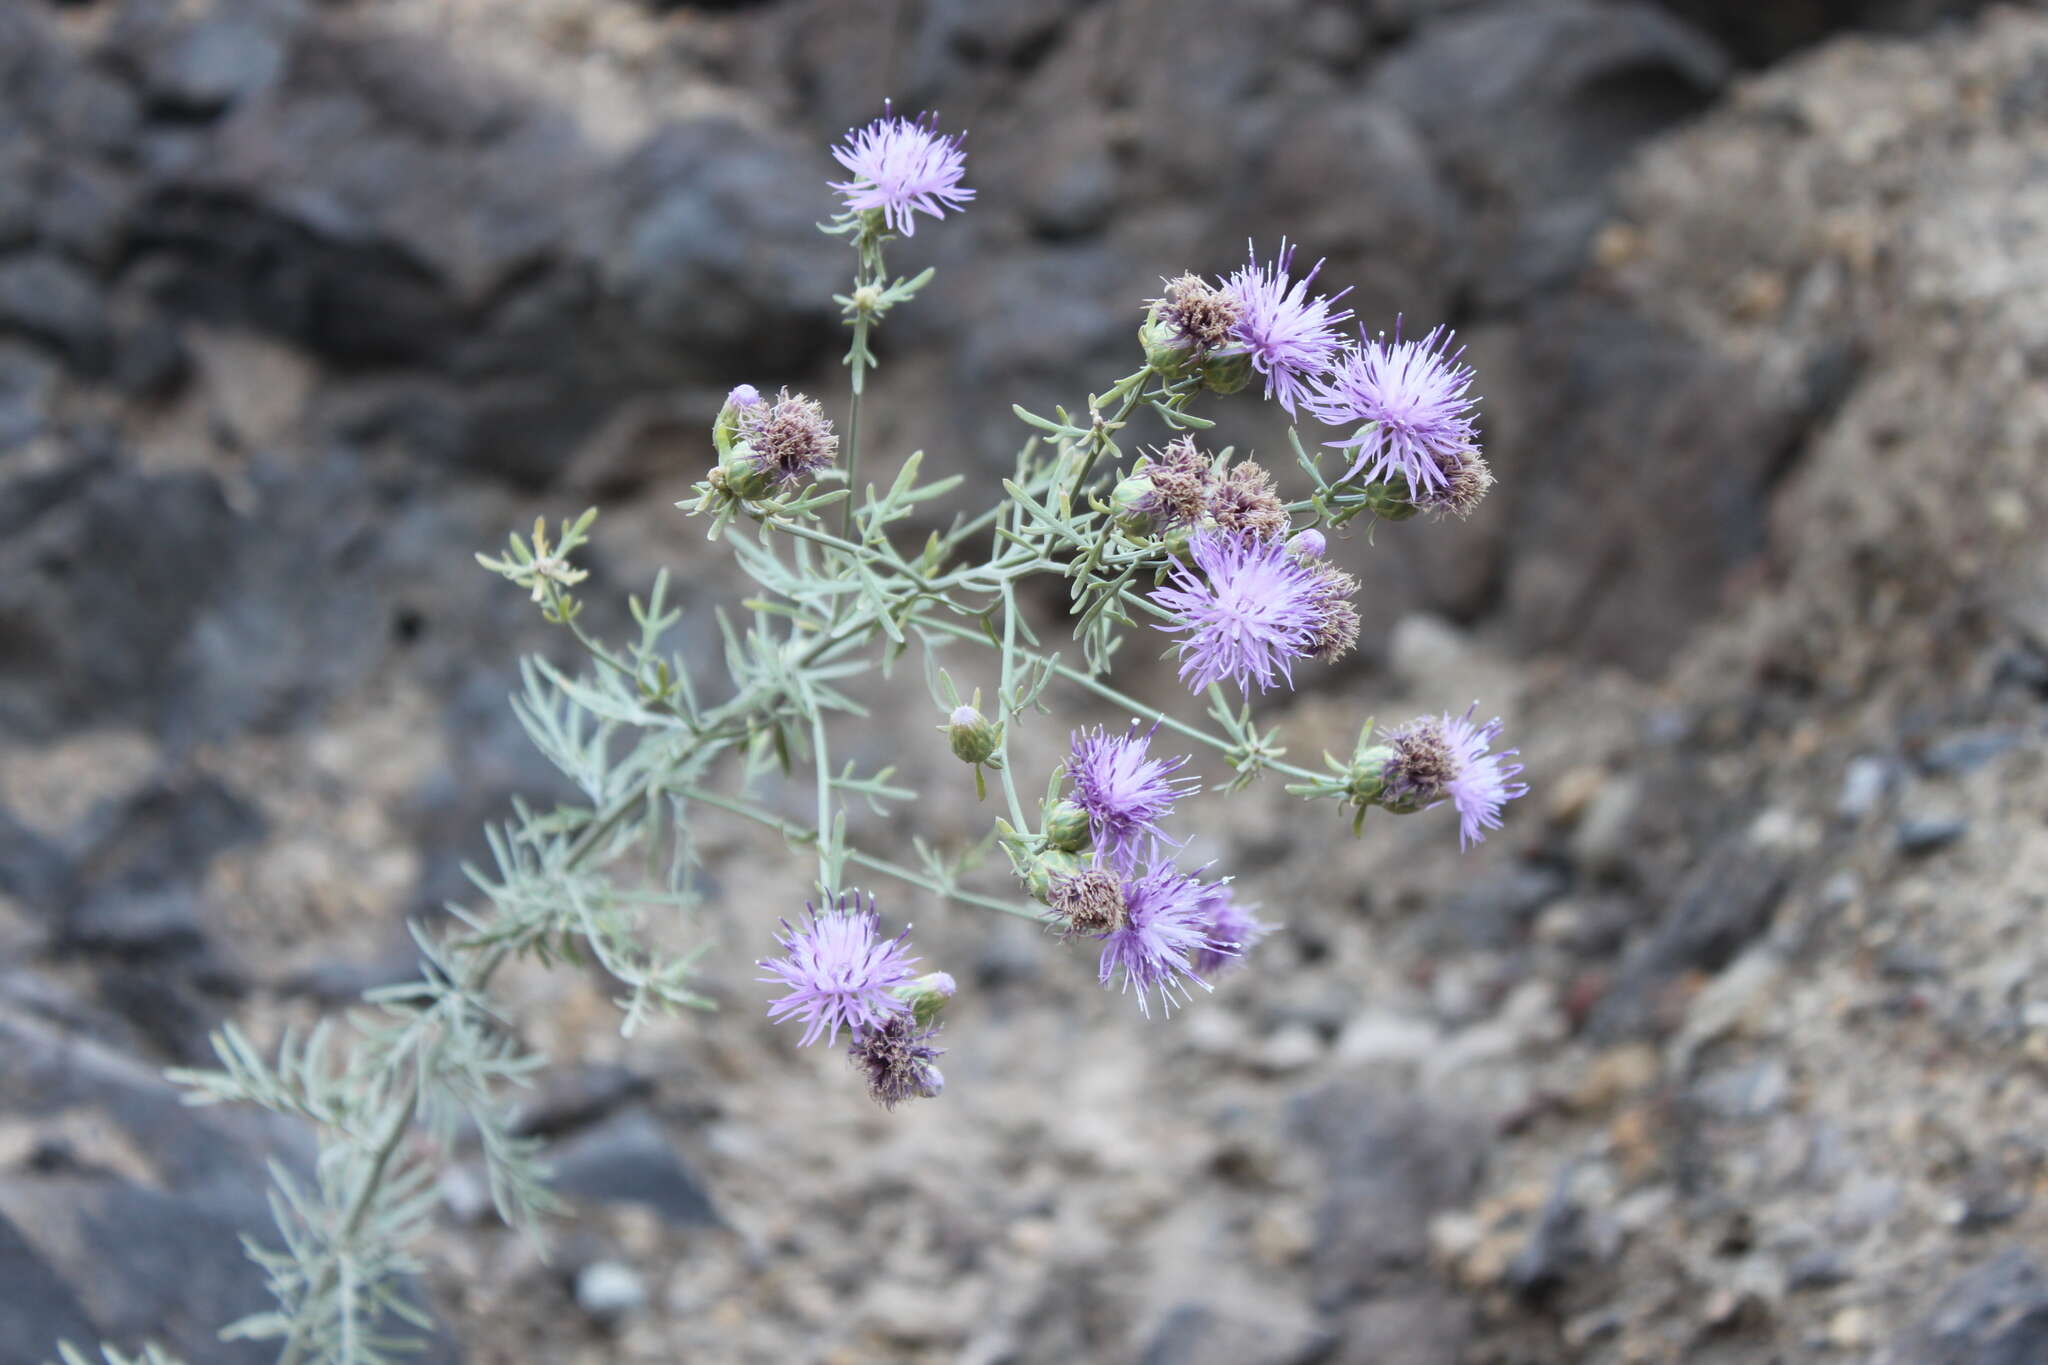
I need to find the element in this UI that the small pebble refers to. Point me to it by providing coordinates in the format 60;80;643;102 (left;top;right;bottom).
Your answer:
1897;816;1968;856
576;1260;648;1320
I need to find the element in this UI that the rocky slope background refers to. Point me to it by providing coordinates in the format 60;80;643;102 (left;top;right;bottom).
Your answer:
4;0;2046;1361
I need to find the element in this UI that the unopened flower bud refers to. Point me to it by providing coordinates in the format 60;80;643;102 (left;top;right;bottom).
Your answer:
1344;743;1397;809
713;384;764;461
1287;529;1327;561
1044;799;1091;852
1199;348;1254;396
1362;480;1421;521
1140;305;1197;376
717;442;777;500
946;704;1001;765
1111;474;1157;533
891;970;957;1028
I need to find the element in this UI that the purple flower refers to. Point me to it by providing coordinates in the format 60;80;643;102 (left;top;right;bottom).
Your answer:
1152;531;1326;695
847;1016;945;1108
1046;861;1215;1018
1068;723;1198;869
830;106;974;237
1221;241;1352;415
726;383;761;409
739;387;840;490
1189;879;1271;976
1305;322;1480;497
758;892;918;1046
1380;705;1528;848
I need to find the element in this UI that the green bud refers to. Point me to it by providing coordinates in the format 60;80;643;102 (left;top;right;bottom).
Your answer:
1111;474;1156;533
1044;800;1091;852
717;444;775;501
1199;349;1254;396
1346;743;1397;809
1023;847;1084;903
946;705;1002;765
1362;481;1421;521
1140;304;1196;378
891;971;957;1028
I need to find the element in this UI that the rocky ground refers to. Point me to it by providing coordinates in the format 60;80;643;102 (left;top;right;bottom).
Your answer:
4;0;2047;1362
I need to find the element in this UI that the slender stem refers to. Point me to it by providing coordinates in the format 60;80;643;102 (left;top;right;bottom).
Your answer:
810;709;839;890
841;326;866;540
680;785;1044;921
991;577;1031;828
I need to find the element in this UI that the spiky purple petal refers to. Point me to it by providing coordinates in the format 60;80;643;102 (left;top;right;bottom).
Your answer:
1305;322;1480;497
758;892;918;1046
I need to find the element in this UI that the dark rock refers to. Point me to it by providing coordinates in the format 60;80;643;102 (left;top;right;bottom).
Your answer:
1371;1;1728;308
1787;1249;1852;1291
1423;861;1570;950
1593;837;1790;1036
1918;729;2021;777
0;1209;100;1365
1892;1249;2048;1365
63;775;264;944
0;343;53;450
551;1108;720;1226
0;457;237;736
0;807;74;913
1290;1077;1485;1306
0;255;110;372
511;1063;653;1139
1898;816;1969;857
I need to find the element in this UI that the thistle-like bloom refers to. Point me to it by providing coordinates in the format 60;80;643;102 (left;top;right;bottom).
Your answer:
847;1016;945;1109
1153;531;1330;694
1380;705;1529;848
830;106;974;237
1416;444;1494;519
1068;723;1198;869
1135;435;1217;528
1155;273;1245;353
1302;561;1362;663
1221;241;1353;415
1306;322;1480;497
758;893;918;1046
1050;862;1216;1017
740;387;840;490
1190;878;1271;976
1206;461;1290;542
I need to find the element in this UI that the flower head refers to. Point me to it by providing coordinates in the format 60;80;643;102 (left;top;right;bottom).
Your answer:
1221;241;1353;415
1190;879;1271;976
739;387;839;491
1068;722;1198;869
1417;443;1494;519
1095;862;1217;1017
1206;460;1290;543
758;892;918;1046
1152;531;1328;695
830;106;974;237
1306;321;1480;497
1133;435;1217;529
1303;561;1362;663
847;1016;945;1109
1380;705;1528;848
1155;273;1245;353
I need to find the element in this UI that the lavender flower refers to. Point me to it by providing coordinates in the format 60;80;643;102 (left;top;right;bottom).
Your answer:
1050;862;1216;1017
847;1016;945;1108
1221;241;1353;415
1190;878;1271;976
1380;705;1528;848
830;106;974;237
1152;531;1327;694
1306;322;1480;497
1286;528;1328;561
758;892;918;1046
1068;722;1198;869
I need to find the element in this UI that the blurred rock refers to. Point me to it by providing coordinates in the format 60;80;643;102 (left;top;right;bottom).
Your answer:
551;1108;720;1226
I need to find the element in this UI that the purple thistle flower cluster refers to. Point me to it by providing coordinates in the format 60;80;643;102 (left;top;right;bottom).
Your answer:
757;892;917;1047
1067;722;1198;870
831;106;974;237
1379;705;1529;848
1305;321;1481;500
1155;242;1353;416
1152;531;1353;695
